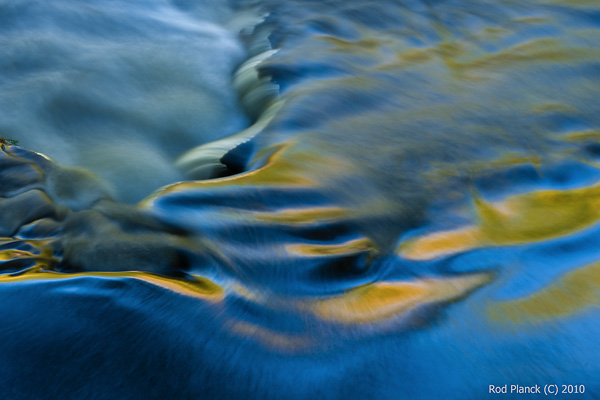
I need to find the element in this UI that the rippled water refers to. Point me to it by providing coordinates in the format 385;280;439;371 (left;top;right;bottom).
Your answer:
1;0;599;399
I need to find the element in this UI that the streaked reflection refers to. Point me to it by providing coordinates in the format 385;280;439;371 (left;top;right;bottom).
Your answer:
489;260;600;324
310;273;491;324
399;181;600;260
0;268;224;302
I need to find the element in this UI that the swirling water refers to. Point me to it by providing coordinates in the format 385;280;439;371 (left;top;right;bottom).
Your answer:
1;0;600;399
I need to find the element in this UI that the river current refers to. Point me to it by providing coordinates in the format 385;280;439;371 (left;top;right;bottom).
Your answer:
0;0;599;399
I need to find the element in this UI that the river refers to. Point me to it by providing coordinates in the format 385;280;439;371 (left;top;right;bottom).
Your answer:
0;0;599;399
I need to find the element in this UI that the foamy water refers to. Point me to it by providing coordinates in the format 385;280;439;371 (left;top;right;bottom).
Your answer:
0;0;250;202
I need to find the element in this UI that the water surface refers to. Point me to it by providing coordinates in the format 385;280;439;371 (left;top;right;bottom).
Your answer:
1;0;599;399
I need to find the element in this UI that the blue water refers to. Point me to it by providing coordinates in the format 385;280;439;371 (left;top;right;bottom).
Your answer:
1;0;600;399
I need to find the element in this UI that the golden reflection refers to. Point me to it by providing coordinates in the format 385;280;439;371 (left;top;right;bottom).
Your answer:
141;141;355;209
0;238;57;267
310;273;491;324
489;260;600;324
252;207;349;226
399;181;600;260
397;48;434;65
399;227;482;261
320;35;384;52
425;153;542;181
381;36;599;73
0;269;224;301
532;103;578;114
457;38;598;70
0;249;37;261
563;129;600;141
286;237;376;257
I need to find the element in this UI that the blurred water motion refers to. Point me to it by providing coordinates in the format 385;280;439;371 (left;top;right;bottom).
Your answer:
1;0;600;399
0;0;248;203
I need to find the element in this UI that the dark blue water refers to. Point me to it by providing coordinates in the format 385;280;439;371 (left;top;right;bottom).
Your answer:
1;0;600;399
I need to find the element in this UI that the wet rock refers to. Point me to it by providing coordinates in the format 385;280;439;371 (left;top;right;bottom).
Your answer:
58;209;193;275
0;190;57;236
0;146;44;197
16;218;62;239
44;163;114;211
3;145;115;211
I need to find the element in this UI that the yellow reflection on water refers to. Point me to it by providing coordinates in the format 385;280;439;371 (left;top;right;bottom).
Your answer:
321;35;384;52
141;139;359;212
0;249;37;261
0;269;224;302
286;237;376;257
458;38;598;70
252;207;349;226
310;273;491;324
489;260;600;324
0;238;56;267
145;143;338;198
399;182;600;260
399;227;482;261
563;129;600;141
